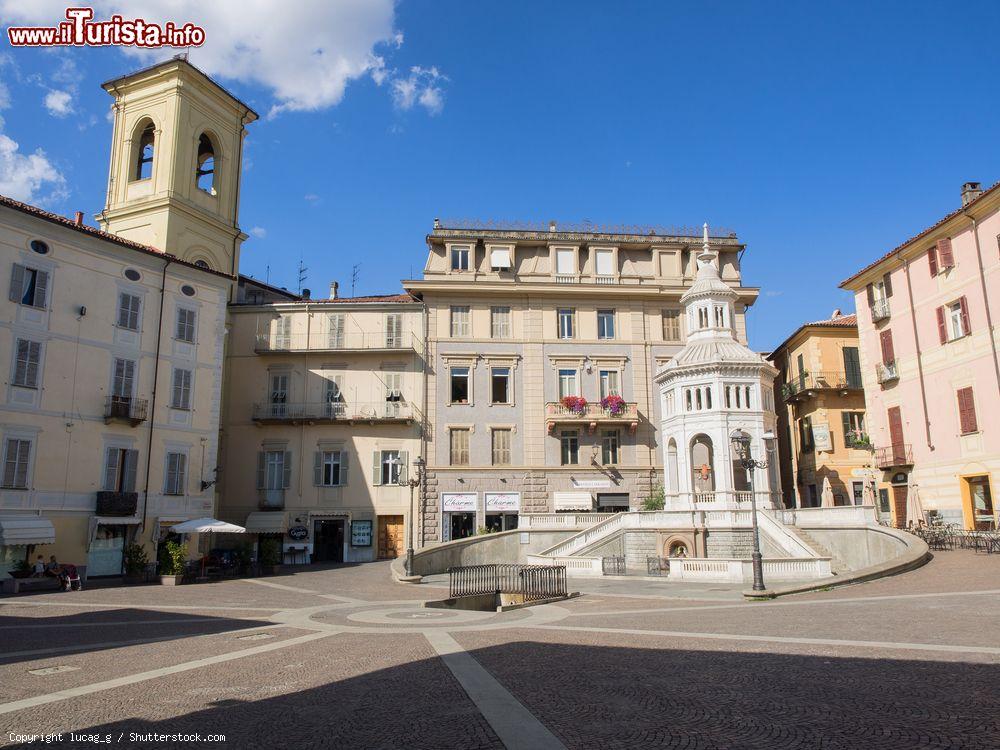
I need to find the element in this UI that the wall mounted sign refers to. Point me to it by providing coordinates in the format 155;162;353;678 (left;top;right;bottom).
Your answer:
350;520;372;547
442;493;477;512
287;525;308;541
484;492;520;512
813;423;832;452
571;478;612;489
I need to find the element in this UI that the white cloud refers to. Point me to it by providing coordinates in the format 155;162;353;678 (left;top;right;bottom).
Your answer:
44;89;73;117
0;133;67;204
250;226;267;239
0;1;445;117
304;194;321;205
391;66;447;115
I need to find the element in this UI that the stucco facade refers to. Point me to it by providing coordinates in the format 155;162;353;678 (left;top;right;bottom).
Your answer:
841;182;1000;529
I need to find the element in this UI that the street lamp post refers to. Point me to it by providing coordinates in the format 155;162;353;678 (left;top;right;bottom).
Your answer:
730;429;775;592
406;456;425;576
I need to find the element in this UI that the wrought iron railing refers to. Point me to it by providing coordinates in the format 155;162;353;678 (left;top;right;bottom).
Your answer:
96;491;138;516
252;401;417;422
871;299;891;322
104;396;148;425
876;362;899;384
875;443;913;469
544;401;639;421
254;330;422;354
448;564;567;602
782;371;862;400
601;556;626;575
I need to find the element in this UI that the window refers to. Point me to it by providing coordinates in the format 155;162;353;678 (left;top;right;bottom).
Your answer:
385;313;402;348
377;449;406;485
163;452;187;495
112;358;135;398
257;450;290;490
595;248;614;277
103;447;137;493
879;329;895;365
451;246;470;272
799;416;814;452
274;316;292;349
938;298;970;342
195;133;215;194
714;305;726;328
450;430;470;466
175;308;196;343
852;481;865;506
557;309;575;339
842;412;866;446
124;268;141;282
134;122;154;181
450;367;470;404
597;310;615;339
662;309;681;341
599;370;620;399
843;347;862;388
384;371;403;417
170;368;192;410
957;387;978;434
928;237;954;276
2;438;31;489
30;240;49;255
491;306;511;339
117;293;142;331
601;430;619;465
12;339;41;389
269;373;288;416
560;431;579;465
555;247;575;276
558;369;579;398
489;246;512;270
697;307;709;329
491;367;511;404
316;450;345;486
9;265;48;309
450;306;470;337
491;429;511;466
324;375;345;417
328;313;345;348
180;284;197;297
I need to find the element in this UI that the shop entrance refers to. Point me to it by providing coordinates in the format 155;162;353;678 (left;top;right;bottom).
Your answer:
377;515;404;559
448;512;475;541
312;519;344;563
87;524;127;576
963;475;995;530
484;513;518;533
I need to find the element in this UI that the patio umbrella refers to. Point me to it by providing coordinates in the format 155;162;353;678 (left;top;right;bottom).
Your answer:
862;479;877;507
821;477;836;508
905;485;925;528
169;518;246;577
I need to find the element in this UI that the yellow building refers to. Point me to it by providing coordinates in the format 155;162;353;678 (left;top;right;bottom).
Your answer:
768;312;876;511
0;58;255;578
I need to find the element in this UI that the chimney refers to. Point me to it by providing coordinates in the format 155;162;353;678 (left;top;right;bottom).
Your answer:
433;217;441;229
548;220;557;232
301;288;311;300
961;181;983;207
330;281;339;299
831;308;841;318
74;211;84;226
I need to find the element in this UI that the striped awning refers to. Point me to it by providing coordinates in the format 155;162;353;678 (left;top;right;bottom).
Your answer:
553;492;593;512
245;512;287;534
0;516;55;546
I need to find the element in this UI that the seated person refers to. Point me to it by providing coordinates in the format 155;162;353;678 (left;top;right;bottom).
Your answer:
44;556;61;577
31;556;45;577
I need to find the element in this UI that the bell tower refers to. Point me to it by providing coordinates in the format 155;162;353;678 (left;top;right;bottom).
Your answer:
98;56;258;277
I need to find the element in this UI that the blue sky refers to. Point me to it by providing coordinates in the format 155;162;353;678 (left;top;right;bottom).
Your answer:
1;1;998;351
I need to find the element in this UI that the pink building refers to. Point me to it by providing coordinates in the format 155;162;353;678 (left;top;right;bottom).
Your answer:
841;181;999;529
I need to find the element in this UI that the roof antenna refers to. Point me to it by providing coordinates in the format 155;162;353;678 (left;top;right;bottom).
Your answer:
351;263;361;298
297;259;308;295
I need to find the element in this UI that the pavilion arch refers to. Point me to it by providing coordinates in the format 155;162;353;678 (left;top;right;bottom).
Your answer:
195;131;221;195
665;438;679;494
689;433;714;493
131;117;157;181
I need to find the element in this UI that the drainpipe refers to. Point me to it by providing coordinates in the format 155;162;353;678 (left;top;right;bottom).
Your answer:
900;255;933;450
141;257;172;543
419;298;429;548
962;210;1000;396
230;111;251;301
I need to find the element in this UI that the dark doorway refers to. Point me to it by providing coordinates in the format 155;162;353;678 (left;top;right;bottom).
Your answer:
313;519;344;563
449;512;475;541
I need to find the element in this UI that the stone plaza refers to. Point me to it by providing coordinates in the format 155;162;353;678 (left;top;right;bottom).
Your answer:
1;551;998;749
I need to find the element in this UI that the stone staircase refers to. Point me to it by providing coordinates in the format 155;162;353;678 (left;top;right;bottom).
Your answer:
786;527;849;575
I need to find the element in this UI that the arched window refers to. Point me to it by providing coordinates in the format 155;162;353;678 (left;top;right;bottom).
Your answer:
691;434;714;494
666;439;679;494
134;122;155;181
196;134;216;194
193;259;211;270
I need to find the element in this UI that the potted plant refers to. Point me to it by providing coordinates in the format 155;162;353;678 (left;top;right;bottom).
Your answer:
158;540;187;585
560;395;588;416
233;541;253;576
8;558;32;579
601;394;626;416
641;484;666;511
122;543;148;584
259;538;282;575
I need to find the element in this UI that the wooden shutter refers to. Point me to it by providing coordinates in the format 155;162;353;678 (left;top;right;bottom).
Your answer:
936;306;947;344
843;347;861;387
103;448;120;491
340;451;349;485
32;270;48;309
841;412;852;443
314;452;323;486
957;387;978;434
123;449;138;492
879;329;895;364
882;273;893;298
865;283;875;307
887;406;904;447
397;450;408;484
282;451;292;489
928;246;938;276
937;238;954;268
372;451;382;486
8;264;24;302
958;296;971;334
256;452;266;489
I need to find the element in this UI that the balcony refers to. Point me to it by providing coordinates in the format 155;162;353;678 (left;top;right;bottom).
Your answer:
96;491;138;516
104;396;148;426
545;401;639;434
252;400;418;425
876;361;899;385
870;299;891;323
781;371;863;402
254;330;422;354
258;489;285;511
875;443;913;469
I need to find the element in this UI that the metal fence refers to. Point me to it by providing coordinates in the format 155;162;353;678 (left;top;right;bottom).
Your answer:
448;564;567;602
601;556;626;576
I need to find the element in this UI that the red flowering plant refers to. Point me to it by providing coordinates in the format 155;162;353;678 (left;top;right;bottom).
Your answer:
601;394;627;416
560;395;588;415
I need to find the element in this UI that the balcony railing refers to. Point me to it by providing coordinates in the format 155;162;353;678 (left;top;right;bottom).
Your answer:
870;299;891;322
875;443;913;469
258;489;285;510
104;396;148;426
545;401;639;433
876;361;899;385
782;371;863;401
254;330;422;354
96;491;138;516
252;400;418;424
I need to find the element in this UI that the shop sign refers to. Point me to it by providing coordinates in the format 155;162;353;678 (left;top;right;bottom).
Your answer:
442;493;477;512
288;525;308;541
485;492;520;512
351;520;373;547
813;423;832;452
572;478;612;489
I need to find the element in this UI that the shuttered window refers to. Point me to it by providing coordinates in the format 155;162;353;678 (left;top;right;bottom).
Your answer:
163;452;187;495
928;245;939;276
314;450;349;486
662;309;681;341
385;313;402;348
112;358;136;398
117;293;142;331
257;450;291;490
175;308;196;342
12;339;41;388
957;387;978;434
170;368;193;410
2;438;31;489
491;429;511;466
103;447;137;493
450;306;470;338
937;237;954;269
879;329;895;365
9;264;48;308
374;449;406;485
327;313;345;348
491;306;511;339
450;429;470;466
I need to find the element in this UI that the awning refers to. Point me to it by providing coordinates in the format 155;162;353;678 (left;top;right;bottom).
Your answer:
553;492;593;512
245;512;287;534
596;495;630;508
0;515;55;546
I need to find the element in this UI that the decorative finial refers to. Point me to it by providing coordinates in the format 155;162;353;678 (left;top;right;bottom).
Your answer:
703;222;709;252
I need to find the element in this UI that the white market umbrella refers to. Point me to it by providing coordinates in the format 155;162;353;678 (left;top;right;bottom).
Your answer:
821;477;836;508
905;485;925;528
862;481;877;507
169;518;246;577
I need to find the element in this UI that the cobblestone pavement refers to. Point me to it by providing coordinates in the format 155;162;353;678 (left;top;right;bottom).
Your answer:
0;551;998;749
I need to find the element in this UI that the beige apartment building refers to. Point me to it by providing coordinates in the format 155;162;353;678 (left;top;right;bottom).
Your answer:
404;222;759;545
218;291;424;562
0;57;253;577
768;312;873;512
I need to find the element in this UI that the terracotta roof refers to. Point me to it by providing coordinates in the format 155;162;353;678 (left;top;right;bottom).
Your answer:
308;293;416;304
0;193;235;279
769;314;858;359
839;180;1000;288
